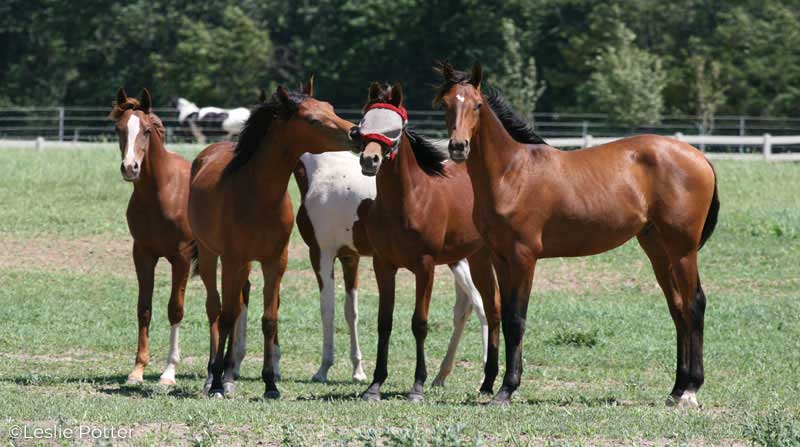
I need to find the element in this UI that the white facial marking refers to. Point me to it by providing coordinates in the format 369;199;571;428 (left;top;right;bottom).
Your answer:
456;94;465;103
124;114;140;165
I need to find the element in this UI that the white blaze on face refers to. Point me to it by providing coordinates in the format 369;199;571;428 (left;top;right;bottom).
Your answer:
124;114;140;167
456;94;465;103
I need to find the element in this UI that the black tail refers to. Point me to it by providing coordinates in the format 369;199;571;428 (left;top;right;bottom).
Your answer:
699;162;720;250
189;241;201;277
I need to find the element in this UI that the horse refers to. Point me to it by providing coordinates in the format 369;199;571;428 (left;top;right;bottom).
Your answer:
294;150;490;386
109;88;197;386
188;78;358;399
175;97;250;144
435;63;720;407
350;82;501;402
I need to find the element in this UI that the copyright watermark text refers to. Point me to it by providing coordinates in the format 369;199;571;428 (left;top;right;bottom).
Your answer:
5;424;133;441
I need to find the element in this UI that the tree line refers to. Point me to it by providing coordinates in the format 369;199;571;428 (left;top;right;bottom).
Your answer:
2;0;798;126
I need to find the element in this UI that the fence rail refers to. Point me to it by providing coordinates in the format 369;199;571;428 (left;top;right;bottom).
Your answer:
3;106;800;156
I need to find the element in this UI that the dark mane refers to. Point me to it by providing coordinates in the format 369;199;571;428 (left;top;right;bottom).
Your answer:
405;128;449;176
434;64;546;145
224;90;307;176
483;87;546;145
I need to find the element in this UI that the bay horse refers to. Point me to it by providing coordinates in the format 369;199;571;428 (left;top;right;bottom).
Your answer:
435;63;720;407
351;82;501;402
110;88;196;386
188;79;357;399
294;151;490;385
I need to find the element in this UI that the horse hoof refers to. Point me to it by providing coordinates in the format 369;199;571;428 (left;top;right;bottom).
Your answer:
489;390;512;406
362;391;381;402
222;382;236;395
158;377;177;386
666;391;699;408
311;373;327;383
352;370;367;383
264;390;281;400
208;389;224;399
126;376;144;386
479;387;494;396
408;392;425;402
431;377;445;387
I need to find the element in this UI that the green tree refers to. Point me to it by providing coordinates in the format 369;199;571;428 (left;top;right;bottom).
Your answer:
582;23;667;127
690;55;726;134
492;19;547;121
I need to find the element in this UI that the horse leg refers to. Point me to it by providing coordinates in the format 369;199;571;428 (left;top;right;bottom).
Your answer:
341;255;366;382
362;256;397;401
261;250;287;399
638;233;704;408
312;248;336;383
232;279;250;380
199;246;220;393
159;254;189;385
128;242;157;385
408;258;435;402
492;252;536;405
432;260;474;387
467;248;501;395
208;257;247;397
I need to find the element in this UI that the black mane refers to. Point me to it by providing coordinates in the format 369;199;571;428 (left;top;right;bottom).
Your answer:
434;64;546;146
405;127;449;176
223;90;307;176
483;87;547;145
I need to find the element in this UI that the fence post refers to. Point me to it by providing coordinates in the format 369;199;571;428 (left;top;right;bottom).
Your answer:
674;132;684;142
763;133;772;160
581;121;588;138
739;116;745;153
583;134;593;148
58;107;65;142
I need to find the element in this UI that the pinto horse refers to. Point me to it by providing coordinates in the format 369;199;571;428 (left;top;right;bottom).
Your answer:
188;79;357;399
295;151;491;386
352;83;500;402
435;63;720;406
110;88;196;386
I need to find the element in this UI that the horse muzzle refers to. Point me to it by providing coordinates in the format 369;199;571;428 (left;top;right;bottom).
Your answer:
360;153;381;177
120;161;140;182
448;139;470;163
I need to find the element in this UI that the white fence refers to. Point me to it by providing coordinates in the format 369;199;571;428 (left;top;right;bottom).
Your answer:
4;133;800;161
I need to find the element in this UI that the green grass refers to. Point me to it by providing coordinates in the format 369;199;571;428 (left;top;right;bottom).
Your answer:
0;147;799;446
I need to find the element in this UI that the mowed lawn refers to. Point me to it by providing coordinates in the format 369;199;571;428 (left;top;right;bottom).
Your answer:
0;147;798;446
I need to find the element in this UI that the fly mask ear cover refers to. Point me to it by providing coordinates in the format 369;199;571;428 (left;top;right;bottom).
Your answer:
358;103;408;160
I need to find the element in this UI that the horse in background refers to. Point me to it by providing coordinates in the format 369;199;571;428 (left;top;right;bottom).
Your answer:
436;63;719;406
109;88;196;386
351;82;500;402
175;97;250;144
188;78;358;399
294;149;490;386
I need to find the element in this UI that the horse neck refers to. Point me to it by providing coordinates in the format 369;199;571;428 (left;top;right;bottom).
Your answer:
132;130;170;197
239;127;298;204
376;136;423;212
469;104;528;185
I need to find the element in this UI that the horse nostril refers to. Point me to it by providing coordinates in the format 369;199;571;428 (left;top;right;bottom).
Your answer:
120;163;126;173
133;161;139;171
372;155;380;163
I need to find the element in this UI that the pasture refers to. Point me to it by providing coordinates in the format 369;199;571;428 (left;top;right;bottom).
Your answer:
0;147;798;446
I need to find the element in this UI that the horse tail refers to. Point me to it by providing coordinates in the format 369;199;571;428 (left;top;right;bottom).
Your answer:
189;241;201;277
699;161;719;250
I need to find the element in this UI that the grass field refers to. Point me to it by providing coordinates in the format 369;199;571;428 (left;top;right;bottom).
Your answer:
0;147;798;446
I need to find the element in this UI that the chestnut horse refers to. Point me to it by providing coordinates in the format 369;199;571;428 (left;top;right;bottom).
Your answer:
110;88;196;386
436;63;720;406
352;83;501;402
295;151;490;385
189;79;357;399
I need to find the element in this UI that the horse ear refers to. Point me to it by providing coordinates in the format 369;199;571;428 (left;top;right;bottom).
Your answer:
470;62;483;89
276;86;291;110
140;88;152;113
389;82;404;107
303;75;315;97
442;62;455;81
116;88;127;106
368;82;383;102
258;89;267;103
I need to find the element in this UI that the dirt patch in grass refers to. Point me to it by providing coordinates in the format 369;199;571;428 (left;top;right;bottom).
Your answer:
0;235;132;276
